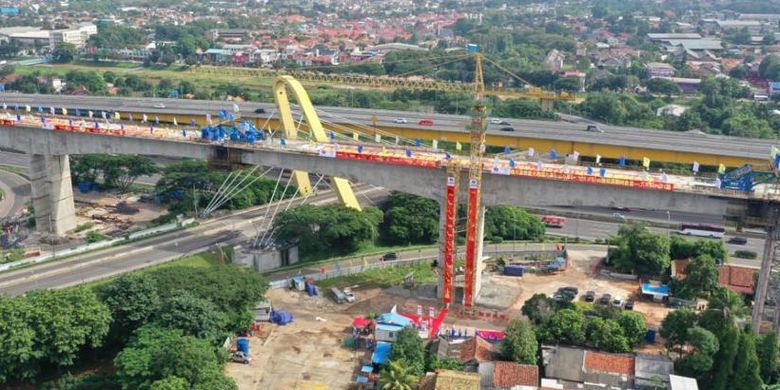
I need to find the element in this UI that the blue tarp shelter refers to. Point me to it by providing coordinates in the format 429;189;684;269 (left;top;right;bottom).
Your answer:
371;342;392;365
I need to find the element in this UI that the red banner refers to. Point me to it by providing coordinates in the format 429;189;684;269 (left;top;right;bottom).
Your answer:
442;176;457;304
510;168;674;191
463;180;479;307
335;151;441;168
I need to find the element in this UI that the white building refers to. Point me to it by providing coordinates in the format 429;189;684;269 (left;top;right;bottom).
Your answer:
50;23;98;50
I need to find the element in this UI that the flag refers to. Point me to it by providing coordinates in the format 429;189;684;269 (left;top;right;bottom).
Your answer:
528;147;535;157
280;138;287;146
62;108;67;116
154;116;160;125
509;159;516;168
692;161;700;173
772;146;779;159
49;106;54;115
352;132;359;141
718;163;726;174
455;142;462;151
329;131;335;140
206;113;212;124
101;111;106;119
233;103;240;113
504;146;510;154
596;154;602;164
549;149;557;159
432;139;438;150
88;110;93;118
394;136;400;145
173;117;178;126
75;108;81;116
25;105;30;112
375;134;381;143
600;167;607;177
114;112;120;120
415;138;421;147
587;166;593;175
357;145;364;153
619;156;626;166
405;148;412;158
36;105;42;113
642;157;650;168
142;114;148;123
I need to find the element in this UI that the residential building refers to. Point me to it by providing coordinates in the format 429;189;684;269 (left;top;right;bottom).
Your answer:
544;49;565;72
655;77;702;94
419;369;481;390
478;361;539;389
374;311;412;343
207;28;249;41
769;81;780;97
459;336;496;370
671;260;758;295
645;62;676;77
635;353;675;389
657;104;688;117
715;20;762;34
50;23;97;50
0;26;50;46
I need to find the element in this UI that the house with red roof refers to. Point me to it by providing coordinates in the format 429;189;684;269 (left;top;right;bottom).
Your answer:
671;259;757;295
479;361;539;389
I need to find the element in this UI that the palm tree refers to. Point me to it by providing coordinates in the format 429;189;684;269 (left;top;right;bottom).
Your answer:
380;360;419;390
708;287;748;321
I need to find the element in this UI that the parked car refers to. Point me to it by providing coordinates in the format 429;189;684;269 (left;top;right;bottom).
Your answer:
342;287;356;303
490;118;502;124
382;252;399;261
331;287;348;304
499;127;515;132
586;124;603;133
499;120;511;125
254;108;266;114
418;119;434;126
728;236;748;245
559;286;579;296
152;103;166;109
393;118;408;124
624;298;635;310
612;212;626;221
598;293;612;305
612;296;624;308
584;291;596;302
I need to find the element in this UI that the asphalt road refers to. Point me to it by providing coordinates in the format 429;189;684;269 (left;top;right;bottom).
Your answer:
0;169;29;218
0;185;388;296
0;93;772;160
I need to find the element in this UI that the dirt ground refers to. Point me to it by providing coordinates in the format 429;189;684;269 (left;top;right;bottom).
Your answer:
225;250;673;389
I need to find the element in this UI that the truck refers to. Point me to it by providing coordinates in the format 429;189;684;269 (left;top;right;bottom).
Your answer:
541;215;566;228
331;287;348;304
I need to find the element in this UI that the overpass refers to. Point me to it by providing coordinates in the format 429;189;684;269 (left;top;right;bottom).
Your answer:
0;93;776;169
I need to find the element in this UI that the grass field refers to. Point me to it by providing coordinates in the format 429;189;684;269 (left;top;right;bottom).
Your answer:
315;261;437;290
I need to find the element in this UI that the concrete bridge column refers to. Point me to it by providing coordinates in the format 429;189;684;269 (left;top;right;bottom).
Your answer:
28;154;76;237
752;206;780;333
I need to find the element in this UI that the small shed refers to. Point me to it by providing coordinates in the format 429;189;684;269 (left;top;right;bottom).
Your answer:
371;342;392;365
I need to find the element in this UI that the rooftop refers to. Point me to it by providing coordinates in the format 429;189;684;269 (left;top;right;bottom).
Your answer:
648;33;702;40
419;369;481;390
492;361;539;388
584;351;635;376
459;336;494;363
665;39;724;51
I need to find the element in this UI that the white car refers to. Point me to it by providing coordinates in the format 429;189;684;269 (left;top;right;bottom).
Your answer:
153;103;166;109
612;212;626;221
393;118;407;124
489;118;502;124
612;297;624;308
343;287;356;302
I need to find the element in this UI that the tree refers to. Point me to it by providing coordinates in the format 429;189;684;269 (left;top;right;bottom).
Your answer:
686;326;719;357
521;294;558;325
425;356;465;372
52;43;77;63
646;78;682;97
660;308;697;351
585;317;630;353
539;309;585;345
389;327;425;376
610;223;671;276
101;273;162;337
115;325;232;390
618;311;647;348
721;111;774;139
500;319;538;364
708;287;747;321
484;206;545;242
553;77;581;93
678;255;720;298
156;291;228;341
709;323;740;390
760;55;780;81
757;332;778;384
730;332;763;390
380;360;418;390
151;376;188;390
381;192;439;245
0;296;37;382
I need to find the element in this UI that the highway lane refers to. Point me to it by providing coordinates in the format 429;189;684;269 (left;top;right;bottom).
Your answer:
0;185;388;296
0;93;774;161
0;169;29;218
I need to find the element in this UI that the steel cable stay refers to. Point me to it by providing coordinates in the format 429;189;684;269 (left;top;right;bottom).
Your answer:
206;166;275;215
202;169;243;217
253;172;294;248
257;174;327;249
203;166;260;216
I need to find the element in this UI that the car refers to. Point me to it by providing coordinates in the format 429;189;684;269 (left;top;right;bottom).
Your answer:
342;287;356;303
584;291;596;302
728;236;748;245
393;118;408;124
586;124;604;133
499;120;511;125
612;206;632;212
624;298;635;310
489;118;502;124
612;212;626;221
612;297;624;308
382;252;399;261
418;119;434;126
598;293;612;305
499;127;515;132
254;108;266;114
559;286;579;296
152;103;166;109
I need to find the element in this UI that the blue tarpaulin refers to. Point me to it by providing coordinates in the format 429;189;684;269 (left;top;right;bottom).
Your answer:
641;282;670;298
270;309;294;325
371;342;392;365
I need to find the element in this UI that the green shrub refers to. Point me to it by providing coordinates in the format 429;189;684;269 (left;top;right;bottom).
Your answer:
75;222;95;233
734;250;758;259
86;230;108;243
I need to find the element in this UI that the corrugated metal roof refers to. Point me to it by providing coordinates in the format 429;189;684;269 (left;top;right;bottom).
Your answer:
665;39;724;50
669;374;699;390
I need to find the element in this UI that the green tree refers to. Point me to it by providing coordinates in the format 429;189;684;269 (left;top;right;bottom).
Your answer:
760;55;780;81
381;192;439;245
151;376;188;390
660;308;697;352
0;296;36;382
52;43;77;63
389;327;425;376
484;206;545;241
101;273;162;337
585;317;630;353
521;293;558;325
424;356;465;372
380;360;418;390
646;77;682;97
721;111;774;139
155;291;228;341
539;309;585;345
757;332;778;384
709;324;740;390
500;319;538;364
610;223;671;275
679;255;720;298
730;332;763;390
708;287;747;321
618;311;647;348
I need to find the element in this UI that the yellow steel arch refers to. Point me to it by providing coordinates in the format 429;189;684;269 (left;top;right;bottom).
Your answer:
273;75;361;210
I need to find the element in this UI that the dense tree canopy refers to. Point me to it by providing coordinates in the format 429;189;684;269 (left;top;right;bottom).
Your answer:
500;319;538;364
380;192;439;245
484;206;545;242
389;327;426;377
610;223;670;276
